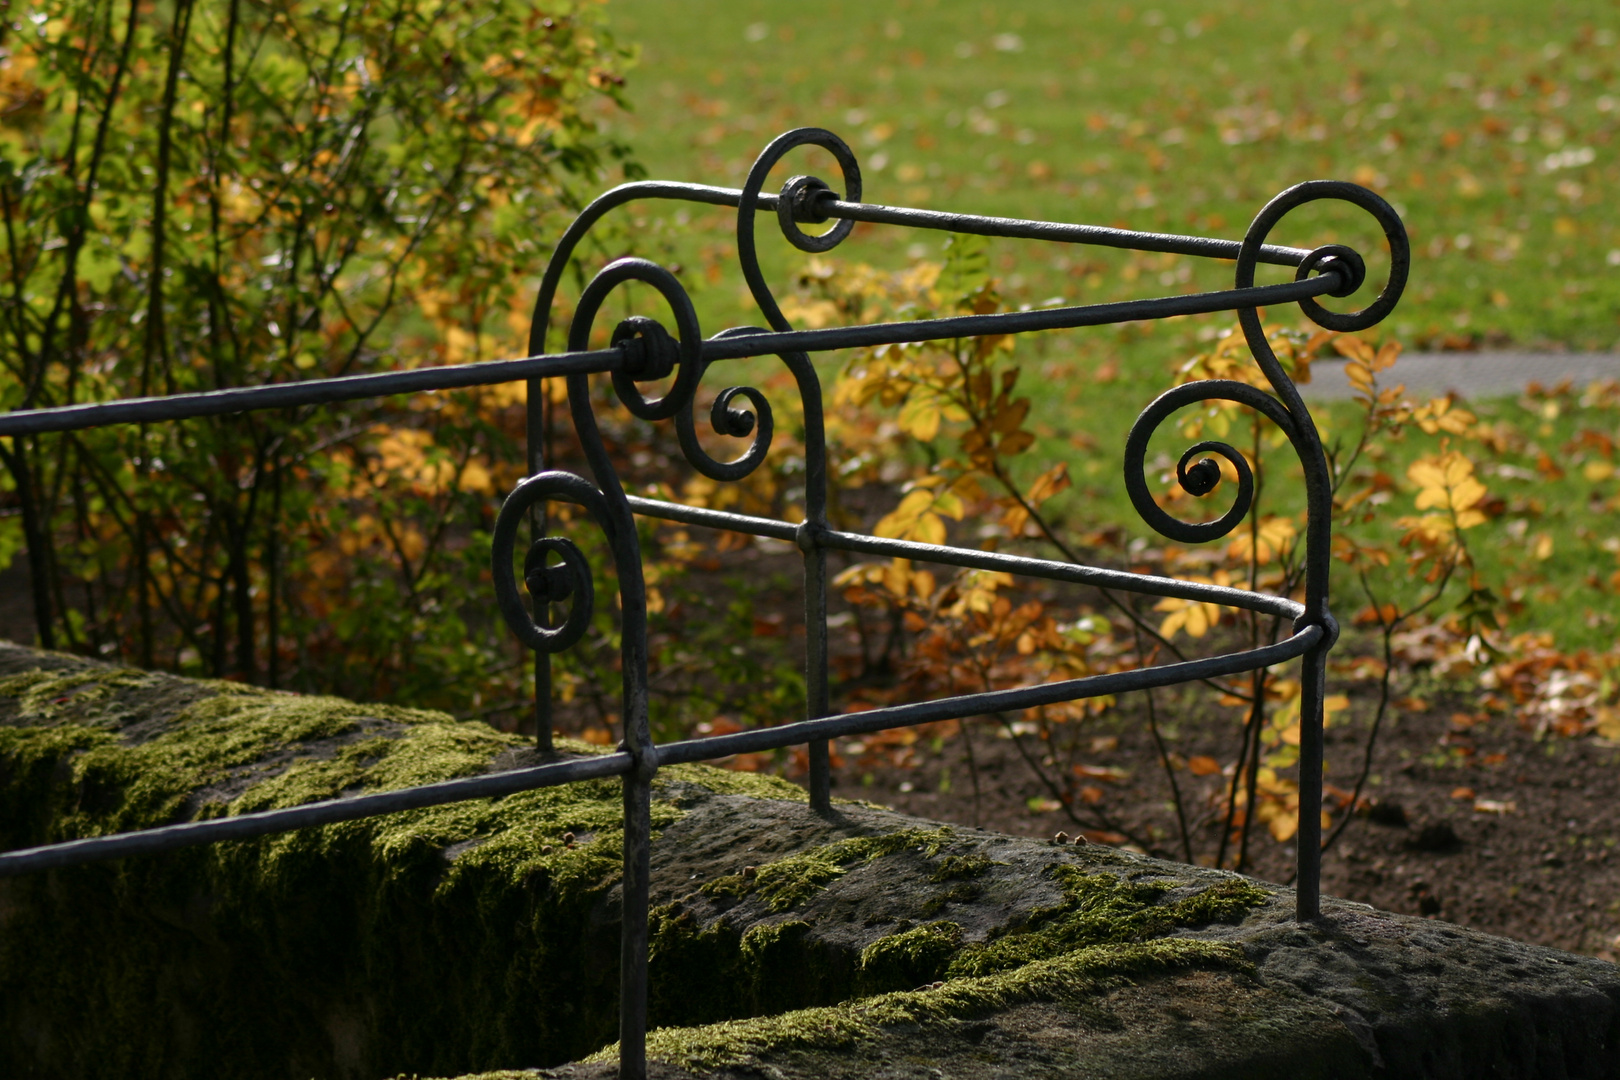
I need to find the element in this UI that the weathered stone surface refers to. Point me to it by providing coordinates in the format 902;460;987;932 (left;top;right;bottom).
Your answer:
555;810;1620;1080
1;642;1615;1080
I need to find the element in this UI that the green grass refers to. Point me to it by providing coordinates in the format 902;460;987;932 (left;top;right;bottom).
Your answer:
602;0;1619;347
581;0;1620;654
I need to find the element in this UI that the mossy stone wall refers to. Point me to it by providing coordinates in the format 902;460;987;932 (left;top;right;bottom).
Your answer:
34;643;1600;1080
0;643;1280;1080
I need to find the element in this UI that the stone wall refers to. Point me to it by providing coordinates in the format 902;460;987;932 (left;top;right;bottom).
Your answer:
2;643;1617;1080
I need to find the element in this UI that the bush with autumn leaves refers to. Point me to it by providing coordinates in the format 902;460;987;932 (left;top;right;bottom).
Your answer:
0;0;637;709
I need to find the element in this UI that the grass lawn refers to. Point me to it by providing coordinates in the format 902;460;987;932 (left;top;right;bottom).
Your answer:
602;0;1618;348
581;0;1620;652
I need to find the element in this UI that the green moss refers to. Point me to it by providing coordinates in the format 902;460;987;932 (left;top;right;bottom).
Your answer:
660;766;808;802
0;665;171;726
930;853;995;883
702;826;954;911
947;869;1268;979
2;650;921;1079
0;658;697;1080
609;938;1251;1070
647;907;861;1028
0;649;1273;1080
857;921;963;993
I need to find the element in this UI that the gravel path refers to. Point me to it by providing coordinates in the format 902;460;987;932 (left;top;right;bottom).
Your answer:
1304;351;1620;401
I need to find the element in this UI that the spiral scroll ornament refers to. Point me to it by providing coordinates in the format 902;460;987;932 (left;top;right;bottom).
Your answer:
671;325;779;482
1123;379;1300;546
492;471;617;653
1235;180;1410;380
567;258;704;424
736;128;862;334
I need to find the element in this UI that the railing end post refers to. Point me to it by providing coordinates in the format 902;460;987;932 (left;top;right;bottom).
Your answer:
808;738;832;816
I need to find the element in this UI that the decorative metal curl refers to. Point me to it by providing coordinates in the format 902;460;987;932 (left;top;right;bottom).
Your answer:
776;174;852;254
492;471;614;653
1237;179;1409;337
736;127;862;332
567;258;703;423
672;326;777;482
1123;379;1300;545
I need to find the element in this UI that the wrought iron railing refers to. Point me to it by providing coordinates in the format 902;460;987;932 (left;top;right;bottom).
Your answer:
0;127;1407;1079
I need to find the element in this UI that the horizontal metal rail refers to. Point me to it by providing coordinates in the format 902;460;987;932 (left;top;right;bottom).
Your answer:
0;348;625;437
624;495;1304;621
0;624;1317;879
654;624;1321;765
693;274;1342;361
0;752;631;877
0;274;1340;439
564;179;1316;267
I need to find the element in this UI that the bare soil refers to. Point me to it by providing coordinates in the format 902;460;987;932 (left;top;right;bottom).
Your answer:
839;677;1620;960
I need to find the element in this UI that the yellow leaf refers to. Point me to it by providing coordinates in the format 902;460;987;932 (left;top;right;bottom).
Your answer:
875;489;935;538
1450;476;1486;512
932;489;966;521
913;569;936;599
1407;451;1487;522
1584;461;1615;482
1412;486;1448;512
883;558;912;597
913;512;947;545
459;460;493;494
832;562;885;588
1532;533;1554;560
1157;606;1188;640
899;395;942;442
1268;812;1299;842
1155;596;1214;639
1332;336;1374;364
1345;361;1373;395
1441;453;1475;488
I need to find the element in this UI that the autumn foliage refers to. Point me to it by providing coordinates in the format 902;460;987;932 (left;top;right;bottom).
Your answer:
0;0;636;706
